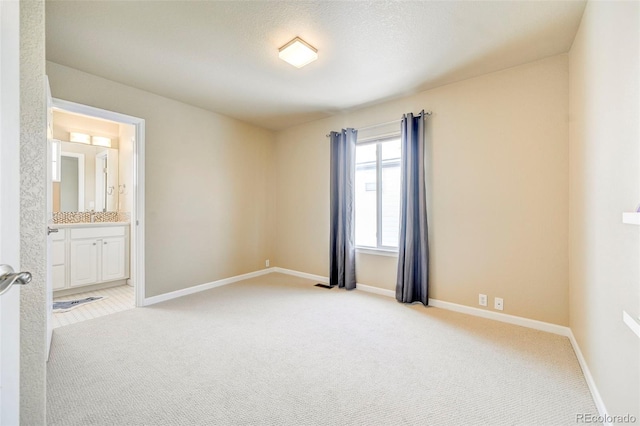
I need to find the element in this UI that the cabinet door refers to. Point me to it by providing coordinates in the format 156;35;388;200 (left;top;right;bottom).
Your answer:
101;237;126;282
69;239;98;287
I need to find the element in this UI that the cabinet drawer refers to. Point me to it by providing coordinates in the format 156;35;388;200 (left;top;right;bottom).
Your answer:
70;226;125;240
51;228;66;241
52;240;65;265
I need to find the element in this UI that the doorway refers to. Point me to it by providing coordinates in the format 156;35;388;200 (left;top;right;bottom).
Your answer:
48;99;145;331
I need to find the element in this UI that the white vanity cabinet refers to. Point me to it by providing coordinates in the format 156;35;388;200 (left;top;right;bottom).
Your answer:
100;237;127;282
54;223;129;291
69;238;99;286
51;229;67;290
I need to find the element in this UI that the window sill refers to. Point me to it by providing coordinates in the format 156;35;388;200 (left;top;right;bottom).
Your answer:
356;247;398;257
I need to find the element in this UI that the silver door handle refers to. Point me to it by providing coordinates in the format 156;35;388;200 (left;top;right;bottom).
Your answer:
0;264;32;296
47;227;59;235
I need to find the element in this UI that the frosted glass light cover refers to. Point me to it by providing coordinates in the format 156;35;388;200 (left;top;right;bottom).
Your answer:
92;136;112;147
69;132;91;144
279;37;318;68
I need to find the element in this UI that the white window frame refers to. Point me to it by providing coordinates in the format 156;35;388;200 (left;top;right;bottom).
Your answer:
355;133;401;254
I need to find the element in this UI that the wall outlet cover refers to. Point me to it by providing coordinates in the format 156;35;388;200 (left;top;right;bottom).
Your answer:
494;297;504;311
479;294;488;307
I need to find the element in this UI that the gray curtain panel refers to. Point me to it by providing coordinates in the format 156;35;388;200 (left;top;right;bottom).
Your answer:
329;128;357;289
396;112;429;305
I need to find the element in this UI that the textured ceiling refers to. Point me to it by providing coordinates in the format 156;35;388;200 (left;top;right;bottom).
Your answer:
46;1;586;131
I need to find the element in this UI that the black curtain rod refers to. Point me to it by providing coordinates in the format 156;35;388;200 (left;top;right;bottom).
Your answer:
326;111;432;137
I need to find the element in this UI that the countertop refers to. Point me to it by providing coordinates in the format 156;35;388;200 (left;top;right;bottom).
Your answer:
52;222;130;229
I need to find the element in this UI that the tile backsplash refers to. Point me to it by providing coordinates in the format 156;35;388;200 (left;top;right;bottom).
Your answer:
53;211;130;224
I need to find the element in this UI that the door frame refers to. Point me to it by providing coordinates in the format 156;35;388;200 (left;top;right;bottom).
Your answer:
0;0;21;423
51;99;146;307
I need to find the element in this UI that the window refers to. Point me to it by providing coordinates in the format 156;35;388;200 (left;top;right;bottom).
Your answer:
355;136;401;250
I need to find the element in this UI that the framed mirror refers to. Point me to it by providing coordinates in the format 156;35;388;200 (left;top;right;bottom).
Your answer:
52;140;119;212
59;152;85;211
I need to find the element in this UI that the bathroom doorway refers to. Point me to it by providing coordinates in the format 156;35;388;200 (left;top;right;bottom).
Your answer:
47;99;145;334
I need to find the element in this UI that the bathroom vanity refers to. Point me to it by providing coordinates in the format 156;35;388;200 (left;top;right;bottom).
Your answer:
51;222;130;293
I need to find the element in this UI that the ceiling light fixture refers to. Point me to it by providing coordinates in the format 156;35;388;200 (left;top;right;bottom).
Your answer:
278;37;318;68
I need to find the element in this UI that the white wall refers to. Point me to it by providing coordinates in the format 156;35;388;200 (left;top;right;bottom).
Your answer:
568;0;640;418
275;55;570;326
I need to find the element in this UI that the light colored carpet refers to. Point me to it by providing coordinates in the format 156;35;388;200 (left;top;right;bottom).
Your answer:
47;273;597;425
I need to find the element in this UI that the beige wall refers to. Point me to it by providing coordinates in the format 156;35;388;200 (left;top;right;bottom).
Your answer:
47;62;276;297
569;0;640;418
275;55;570;326
52;182;61;212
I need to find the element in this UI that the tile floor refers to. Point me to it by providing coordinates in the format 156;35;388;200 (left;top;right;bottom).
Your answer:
52;285;135;328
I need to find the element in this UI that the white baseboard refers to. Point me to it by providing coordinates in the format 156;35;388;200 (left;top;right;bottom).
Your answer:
427;299;571;337
271;267;329;284
567;330;610;424
273;268;568;336
271;268;397;298
356;283;395;298
355;284;572;337
142;267;275;306
271;267;578;338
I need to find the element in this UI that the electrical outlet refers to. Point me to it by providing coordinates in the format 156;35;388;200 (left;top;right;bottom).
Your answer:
479;294;487;307
494;297;504;311
265;259;270;267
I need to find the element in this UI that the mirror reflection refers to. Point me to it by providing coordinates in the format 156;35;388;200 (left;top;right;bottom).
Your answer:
59;154;82;211
53;141;119;212
51;109;133;214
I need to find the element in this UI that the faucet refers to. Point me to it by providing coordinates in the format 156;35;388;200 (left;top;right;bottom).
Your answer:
90;210;96;223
